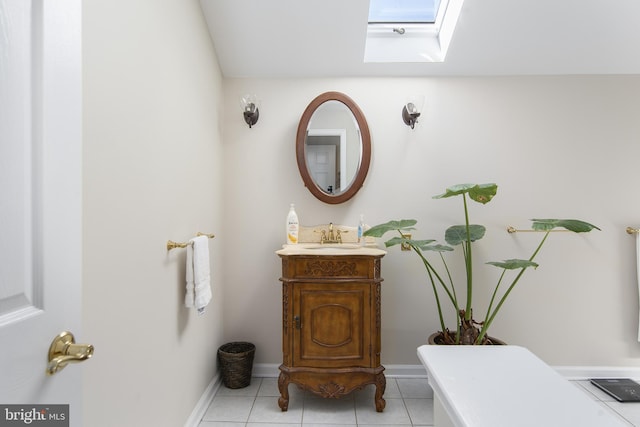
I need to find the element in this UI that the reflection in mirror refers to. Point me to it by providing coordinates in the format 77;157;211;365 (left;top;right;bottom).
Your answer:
306;101;359;194
296;92;371;204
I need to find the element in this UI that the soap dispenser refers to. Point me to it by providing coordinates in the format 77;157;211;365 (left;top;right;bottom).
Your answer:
286;204;299;244
357;214;365;245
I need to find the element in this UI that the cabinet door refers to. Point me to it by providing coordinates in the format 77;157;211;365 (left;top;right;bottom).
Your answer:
293;283;371;368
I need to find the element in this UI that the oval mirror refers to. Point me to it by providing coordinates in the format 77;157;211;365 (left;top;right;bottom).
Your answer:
296;92;371;204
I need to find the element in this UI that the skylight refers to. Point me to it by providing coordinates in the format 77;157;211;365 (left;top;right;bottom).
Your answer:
368;0;441;24
364;0;464;63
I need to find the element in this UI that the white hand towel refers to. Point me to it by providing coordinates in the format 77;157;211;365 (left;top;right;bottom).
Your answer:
185;235;212;315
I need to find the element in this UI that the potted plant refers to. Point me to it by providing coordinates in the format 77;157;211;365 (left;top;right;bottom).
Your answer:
363;183;600;345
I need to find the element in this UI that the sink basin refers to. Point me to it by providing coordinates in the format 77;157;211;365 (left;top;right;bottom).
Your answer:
299;243;361;250
276;243;386;256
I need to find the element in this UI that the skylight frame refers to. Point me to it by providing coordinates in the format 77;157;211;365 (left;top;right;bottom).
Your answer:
364;0;464;63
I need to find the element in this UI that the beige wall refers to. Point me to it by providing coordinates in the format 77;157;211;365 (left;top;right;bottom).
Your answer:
82;1;224;426
222;76;640;367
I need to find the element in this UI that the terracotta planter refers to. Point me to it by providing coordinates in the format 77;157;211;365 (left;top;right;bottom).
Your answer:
428;331;506;346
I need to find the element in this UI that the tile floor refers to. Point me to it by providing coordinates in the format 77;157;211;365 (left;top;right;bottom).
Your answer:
198;377;640;426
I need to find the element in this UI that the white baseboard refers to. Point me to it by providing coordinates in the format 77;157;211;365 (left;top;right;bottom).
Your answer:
553;366;640;380
183;373;221;427
383;364;428;378
248;363;640;380
251;363;280;377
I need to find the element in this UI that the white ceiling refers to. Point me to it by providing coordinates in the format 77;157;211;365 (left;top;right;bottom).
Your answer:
199;0;640;78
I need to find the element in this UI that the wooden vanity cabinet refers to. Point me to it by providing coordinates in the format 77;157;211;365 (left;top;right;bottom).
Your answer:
277;253;386;412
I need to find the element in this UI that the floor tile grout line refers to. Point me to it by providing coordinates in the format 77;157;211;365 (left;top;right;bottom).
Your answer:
231;377;260;425
602;400;635;427
352;382;360;426
300;387;306;425
246;378;259;424
400;395;413;426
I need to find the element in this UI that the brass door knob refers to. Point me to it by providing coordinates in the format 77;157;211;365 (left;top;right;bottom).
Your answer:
47;331;94;375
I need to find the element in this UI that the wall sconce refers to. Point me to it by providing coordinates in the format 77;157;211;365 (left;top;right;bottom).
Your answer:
401;96;424;129
241;94;260;128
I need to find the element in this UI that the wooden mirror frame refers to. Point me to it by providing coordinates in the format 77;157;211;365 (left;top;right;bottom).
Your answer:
296;92;371;204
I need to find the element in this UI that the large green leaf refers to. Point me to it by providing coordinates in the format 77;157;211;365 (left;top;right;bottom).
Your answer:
487;259;539;269
363;219;416;238
419;243;454;252
530;219;601;233
445;224;486;246
433;183;498;204
383;236;452;252
384;236;434;248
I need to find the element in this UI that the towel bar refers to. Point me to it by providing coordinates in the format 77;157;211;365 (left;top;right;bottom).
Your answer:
627;227;640;234
167;232;215;251
506;226;569;234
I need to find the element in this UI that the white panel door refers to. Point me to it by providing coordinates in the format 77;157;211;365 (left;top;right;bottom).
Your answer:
0;0;84;424
306;145;336;193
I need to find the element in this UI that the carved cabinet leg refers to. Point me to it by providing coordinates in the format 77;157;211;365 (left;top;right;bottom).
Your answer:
374;372;386;412
277;372;290;411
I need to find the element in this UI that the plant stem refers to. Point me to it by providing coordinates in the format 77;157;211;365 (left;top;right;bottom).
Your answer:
440;252;462;344
463;194;473;321
483;269;506;328
423;255;447;333
439;252;458;309
477;231;551;343
397;228;459;336
414;247;458;310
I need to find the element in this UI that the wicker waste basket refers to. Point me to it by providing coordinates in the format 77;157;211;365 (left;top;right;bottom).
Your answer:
218;342;255;389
